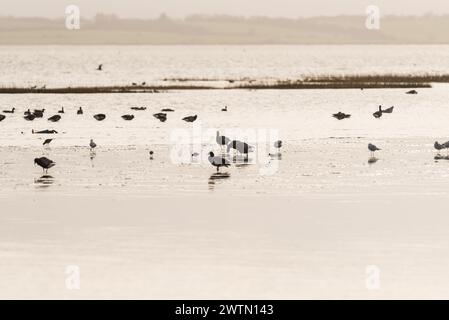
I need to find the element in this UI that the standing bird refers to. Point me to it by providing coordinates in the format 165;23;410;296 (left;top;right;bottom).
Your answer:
97;64;103;71
48;115;61;122
182;115;197;123
368;143;381;157
332;112;351;120
93;114;106;121
77;107;83;115
34;157;55;173
216;131;230;152
43;139;53;146
3;107;15;114
373;106;383;119
90;139;97;150
208;152;230;172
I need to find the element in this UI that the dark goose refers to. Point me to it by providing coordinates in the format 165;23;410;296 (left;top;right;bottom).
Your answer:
373;106;383;118
43;139;53;146
24;114;36;121
131;107;146;111
93;114;106;121
332;112;351;120
122;114;135;121
153;113;167;122
48;115;61;122
208;152;230;172
34;157;56;173
182;115;197;123
3;107;15;114
0;114;5;122
77;107;83;115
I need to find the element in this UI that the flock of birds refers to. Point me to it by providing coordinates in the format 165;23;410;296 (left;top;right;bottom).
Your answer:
1;103;284;174
331;96;449;161
2;86;448;175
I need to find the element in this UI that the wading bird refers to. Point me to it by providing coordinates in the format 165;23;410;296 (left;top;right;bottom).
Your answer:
34;157;55;173
90;139;97;150
368;143;381;157
208;152;230;172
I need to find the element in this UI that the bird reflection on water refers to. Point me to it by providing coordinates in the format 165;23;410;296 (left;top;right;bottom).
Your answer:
34;175;55;189
208;172;231;190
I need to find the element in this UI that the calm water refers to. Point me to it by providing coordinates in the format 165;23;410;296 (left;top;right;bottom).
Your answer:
2;46;449;299
1;87;449;196
1;45;449;88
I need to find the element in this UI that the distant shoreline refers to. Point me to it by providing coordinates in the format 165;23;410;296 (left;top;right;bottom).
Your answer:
1;74;441;93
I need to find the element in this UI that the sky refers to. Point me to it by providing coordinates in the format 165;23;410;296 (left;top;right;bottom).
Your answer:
1;0;449;18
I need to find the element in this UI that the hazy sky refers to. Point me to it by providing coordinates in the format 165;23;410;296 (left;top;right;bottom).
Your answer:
2;0;449;18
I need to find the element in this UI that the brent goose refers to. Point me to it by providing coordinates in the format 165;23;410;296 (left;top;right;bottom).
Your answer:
24;114;36;121
3;107;15;114
43;139;53;146
406;90;418;95
182;115;197;123
97;64;103;71
77;107;83;115
153;113;167;122
48;115;61;122
0;114;5;122
221;106;228;112
34;157;55;173
368;143;381;157
33;109;45;118
93;114;106;121
122;115;135;121
131;107;146;111
161;108;175;112
149;151;154;159
333;112;351;120
208;152;230;172
373;106;383;118
58;107;65;114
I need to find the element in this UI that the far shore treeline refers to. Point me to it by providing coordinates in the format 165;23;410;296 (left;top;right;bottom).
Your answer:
2;14;449;45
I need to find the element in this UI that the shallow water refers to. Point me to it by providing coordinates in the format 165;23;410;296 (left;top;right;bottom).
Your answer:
1;87;449;197
1;45;449;88
2;45;449;299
